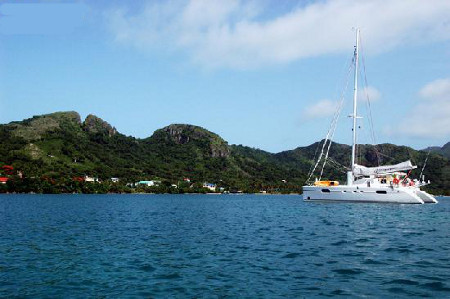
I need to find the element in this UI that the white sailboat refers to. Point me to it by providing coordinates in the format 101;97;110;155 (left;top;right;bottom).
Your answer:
302;29;437;204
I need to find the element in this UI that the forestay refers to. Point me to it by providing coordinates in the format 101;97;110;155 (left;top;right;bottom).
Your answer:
353;160;416;177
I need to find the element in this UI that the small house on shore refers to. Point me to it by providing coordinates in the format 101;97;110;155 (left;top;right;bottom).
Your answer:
203;182;217;192
136;180;161;187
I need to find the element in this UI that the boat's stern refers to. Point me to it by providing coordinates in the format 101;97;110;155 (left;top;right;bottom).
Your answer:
415;190;438;203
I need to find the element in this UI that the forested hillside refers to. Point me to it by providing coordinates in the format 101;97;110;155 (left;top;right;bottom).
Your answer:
1;112;448;194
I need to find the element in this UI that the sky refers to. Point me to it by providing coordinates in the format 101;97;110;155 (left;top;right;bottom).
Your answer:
0;0;450;153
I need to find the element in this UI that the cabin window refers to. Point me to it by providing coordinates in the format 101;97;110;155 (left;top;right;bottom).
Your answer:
321;189;330;193
330;182;335;186
376;190;387;194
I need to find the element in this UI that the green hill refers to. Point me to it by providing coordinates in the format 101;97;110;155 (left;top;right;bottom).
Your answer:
0;111;448;194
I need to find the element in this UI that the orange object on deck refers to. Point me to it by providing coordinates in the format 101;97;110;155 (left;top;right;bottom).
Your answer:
314;180;339;187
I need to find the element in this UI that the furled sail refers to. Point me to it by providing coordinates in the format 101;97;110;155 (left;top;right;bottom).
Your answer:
353;160;416;177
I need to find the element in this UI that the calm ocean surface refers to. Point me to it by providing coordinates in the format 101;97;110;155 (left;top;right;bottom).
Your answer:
1;194;449;298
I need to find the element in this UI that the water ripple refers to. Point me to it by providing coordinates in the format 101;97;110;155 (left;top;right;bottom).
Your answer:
0;194;449;297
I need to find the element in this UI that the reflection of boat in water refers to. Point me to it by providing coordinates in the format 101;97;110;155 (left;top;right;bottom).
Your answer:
302;29;437;204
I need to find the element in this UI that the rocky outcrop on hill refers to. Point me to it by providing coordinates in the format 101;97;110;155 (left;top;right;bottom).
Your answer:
83;114;117;136
151;124;231;158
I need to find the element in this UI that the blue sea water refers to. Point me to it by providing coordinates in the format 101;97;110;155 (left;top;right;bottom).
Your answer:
1;194;449;298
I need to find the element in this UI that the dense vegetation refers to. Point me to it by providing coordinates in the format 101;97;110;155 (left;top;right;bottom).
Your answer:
0;111;449;195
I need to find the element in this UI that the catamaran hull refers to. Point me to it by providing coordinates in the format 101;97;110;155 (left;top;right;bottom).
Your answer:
302;186;427;204
415;190;438;203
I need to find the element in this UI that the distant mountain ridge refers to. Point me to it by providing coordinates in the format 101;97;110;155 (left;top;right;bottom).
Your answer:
1;111;449;194
423;142;450;159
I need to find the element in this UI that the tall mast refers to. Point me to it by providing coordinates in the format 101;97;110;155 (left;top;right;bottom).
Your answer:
351;28;360;174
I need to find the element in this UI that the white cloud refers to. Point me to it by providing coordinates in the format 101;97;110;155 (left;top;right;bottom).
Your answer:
391;78;450;138
303;99;338;120
105;0;450;69
359;86;381;102
419;78;450;100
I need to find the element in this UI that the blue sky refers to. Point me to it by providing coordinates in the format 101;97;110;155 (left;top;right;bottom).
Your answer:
1;0;450;153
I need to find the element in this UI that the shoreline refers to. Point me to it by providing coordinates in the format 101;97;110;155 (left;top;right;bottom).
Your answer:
0;192;302;196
